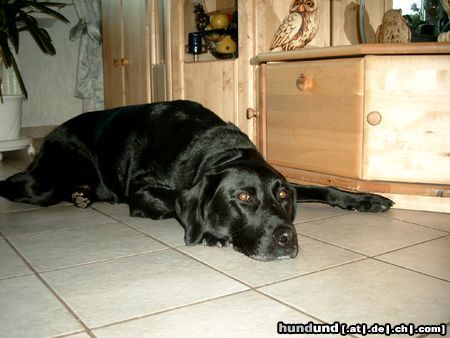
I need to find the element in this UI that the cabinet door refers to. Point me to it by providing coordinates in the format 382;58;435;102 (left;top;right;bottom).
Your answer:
363;55;450;184
123;0;152;105
102;0;125;108
265;58;364;178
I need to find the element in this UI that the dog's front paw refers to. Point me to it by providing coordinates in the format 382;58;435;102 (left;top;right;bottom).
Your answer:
71;187;92;209
343;194;394;213
200;234;232;248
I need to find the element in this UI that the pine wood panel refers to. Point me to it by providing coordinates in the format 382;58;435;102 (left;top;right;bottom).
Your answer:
102;0;125;108
265;58;364;178
363;55;450;184
183;60;236;123
122;0;152;105
331;0;389;46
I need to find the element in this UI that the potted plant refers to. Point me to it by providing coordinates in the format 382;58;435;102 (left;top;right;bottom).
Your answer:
0;0;68;157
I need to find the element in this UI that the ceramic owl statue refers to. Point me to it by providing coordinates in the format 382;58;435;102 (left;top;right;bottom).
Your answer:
270;0;319;51
438;0;450;42
376;9;411;43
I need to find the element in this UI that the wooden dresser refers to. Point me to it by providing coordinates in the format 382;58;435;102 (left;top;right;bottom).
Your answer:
252;43;450;212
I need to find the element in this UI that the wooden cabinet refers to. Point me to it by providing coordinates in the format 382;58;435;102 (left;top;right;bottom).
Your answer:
363;55;450;184
254;44;450;212
165;1;256;135
102;0;165;108
265;58;364;178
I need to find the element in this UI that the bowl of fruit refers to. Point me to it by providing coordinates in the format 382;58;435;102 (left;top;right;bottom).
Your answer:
194;4;238;59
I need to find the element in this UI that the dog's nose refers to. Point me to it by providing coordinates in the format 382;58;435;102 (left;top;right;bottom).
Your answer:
272;225;294;247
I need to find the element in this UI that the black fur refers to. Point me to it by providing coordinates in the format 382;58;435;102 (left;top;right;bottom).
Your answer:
0;100;393;261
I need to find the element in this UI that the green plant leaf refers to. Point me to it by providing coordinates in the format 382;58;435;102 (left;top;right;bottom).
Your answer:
26;1;70;24
10;53;28;98
4;8;20;52
0;0;69;100
0;31;13;66
17;11;56;55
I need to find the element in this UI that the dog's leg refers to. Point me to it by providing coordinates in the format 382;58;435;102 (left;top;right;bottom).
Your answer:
129;186;177;219
294;185;394;212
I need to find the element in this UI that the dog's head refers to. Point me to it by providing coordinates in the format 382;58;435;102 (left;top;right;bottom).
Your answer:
175;151;298;261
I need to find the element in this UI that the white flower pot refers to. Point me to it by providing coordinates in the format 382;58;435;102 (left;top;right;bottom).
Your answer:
0;95;23;140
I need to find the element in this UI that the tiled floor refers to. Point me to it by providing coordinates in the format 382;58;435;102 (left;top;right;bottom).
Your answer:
0;158;449;338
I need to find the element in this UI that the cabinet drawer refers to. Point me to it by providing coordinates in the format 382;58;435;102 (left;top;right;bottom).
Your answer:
265;58;364;178
363;55;450;184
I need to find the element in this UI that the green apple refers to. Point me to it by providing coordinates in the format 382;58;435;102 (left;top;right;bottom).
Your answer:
215;35;236;54
210;14;229;29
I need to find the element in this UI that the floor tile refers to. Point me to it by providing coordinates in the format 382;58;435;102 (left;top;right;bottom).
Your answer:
0;162;20;179
180;235;364;287
93;202;187;246
92;202;131;221
124;217;186;247
0;275;82;337
383;209;450;233
0;239;31;279
64;333;92;338
0;205;113;236
296;213;446;256
260;259;450;332
42;250;248;328
295;203;350;223
94;290;336;338
425;325;450;337
0;197;42;213
9;222;168;272
377;235;450;281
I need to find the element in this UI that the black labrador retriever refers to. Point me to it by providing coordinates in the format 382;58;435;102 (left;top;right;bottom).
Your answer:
0;100;393;261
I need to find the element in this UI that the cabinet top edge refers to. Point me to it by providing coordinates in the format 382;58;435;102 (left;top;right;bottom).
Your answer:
250;43;450;65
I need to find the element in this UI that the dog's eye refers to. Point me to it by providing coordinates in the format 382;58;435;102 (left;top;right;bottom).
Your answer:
279;189;289;201
238;192;251;202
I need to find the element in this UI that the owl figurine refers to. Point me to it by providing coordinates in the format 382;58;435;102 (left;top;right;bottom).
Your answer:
270;0;319;52
376;9;411;43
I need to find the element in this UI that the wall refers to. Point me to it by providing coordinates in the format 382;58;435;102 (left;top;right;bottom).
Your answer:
19;5;82;128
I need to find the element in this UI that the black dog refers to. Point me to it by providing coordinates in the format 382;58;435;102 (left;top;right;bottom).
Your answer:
0;100;393;261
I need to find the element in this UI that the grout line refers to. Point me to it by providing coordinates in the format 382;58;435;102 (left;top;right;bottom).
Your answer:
254;288;361;338
372;234;450;258
296;232;371;257
0;232;97;338
298;232;450;283
294;210;353;225
379;213;450;234
31;248;171;274
53;330;90;338
89;289;251;332
254;257;369;290
372;254;450;284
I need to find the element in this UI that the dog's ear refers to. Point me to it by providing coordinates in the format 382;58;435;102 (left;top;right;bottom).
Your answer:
175;175;219;245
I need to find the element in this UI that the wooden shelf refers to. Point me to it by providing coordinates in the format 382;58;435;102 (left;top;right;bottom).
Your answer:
251;42;450;65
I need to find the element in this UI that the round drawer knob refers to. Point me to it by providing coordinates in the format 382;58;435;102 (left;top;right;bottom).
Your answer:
296;74;312;91
367;111;382;126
